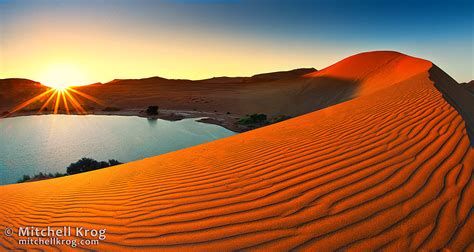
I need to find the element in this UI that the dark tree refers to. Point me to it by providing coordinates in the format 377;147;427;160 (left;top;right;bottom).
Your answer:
146;106;159;115
108;159;122;166
99;161;110;168
238;113;268;125
271;115;292;123
17;174;31;183
67;157;101;174
67;157;123;175
17;158;118;183
250;114;267;123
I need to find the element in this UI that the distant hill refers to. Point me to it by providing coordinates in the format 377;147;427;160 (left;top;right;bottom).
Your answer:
0;78;49;114
199;68;316;83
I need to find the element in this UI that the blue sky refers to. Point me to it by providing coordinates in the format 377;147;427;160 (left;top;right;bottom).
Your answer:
1;0;472;83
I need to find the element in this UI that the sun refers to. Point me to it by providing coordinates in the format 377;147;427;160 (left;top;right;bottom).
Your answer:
39;63;88;90
46;83;69;91
0;62;105;117
4;67;104;117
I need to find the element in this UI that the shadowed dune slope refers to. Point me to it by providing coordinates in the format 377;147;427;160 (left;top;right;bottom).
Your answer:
429;67;474;146
0;52;473;251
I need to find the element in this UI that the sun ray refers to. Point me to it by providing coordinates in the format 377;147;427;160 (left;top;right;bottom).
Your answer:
63;89;86;114
53;90;62;114
5;83;105;117
61;91;70;114
4;89;55;117
39;89;59;113
66;88;105;106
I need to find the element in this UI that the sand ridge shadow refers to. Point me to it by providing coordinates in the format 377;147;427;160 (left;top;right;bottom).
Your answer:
429;65;474;146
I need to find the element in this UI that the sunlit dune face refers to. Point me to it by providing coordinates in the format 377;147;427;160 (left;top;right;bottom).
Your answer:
39;64;88;90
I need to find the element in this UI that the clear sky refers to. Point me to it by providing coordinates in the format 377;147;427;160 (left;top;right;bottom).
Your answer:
0;0;472;86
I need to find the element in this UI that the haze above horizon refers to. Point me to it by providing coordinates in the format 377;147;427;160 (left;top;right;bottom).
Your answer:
0;0;472;86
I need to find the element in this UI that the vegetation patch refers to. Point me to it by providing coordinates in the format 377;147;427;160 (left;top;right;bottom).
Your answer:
17;172;66;183
238;114;268;125
146;106;159;115
237;114;292;130
17;157;123;183
67;157;122;175
271;115;292;123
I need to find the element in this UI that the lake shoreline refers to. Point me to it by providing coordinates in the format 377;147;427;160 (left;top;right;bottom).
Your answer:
0;112;237;185
1;109;244;133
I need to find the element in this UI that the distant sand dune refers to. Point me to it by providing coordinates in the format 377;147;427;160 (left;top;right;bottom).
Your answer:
0;51;472;251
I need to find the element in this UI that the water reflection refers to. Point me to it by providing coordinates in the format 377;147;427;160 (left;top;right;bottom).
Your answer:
0;115;235;185
147;118;158;127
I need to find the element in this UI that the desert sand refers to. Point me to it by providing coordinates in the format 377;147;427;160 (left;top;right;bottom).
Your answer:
0;51;472;251
1;68;328;118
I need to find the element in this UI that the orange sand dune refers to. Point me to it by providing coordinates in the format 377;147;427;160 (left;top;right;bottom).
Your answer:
0;51;472;251
305;51;432;96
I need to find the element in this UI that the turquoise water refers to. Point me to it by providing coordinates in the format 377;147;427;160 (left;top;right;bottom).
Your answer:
0;115;235;185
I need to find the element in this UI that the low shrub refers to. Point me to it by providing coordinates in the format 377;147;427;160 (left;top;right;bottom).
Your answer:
238;114;268;125
17;172;66;183
17;158;123;183
146;106;159;115
271;115;292;123
67;157;123;175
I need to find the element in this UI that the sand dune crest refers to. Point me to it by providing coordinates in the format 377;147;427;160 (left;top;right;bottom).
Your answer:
0;51;472;251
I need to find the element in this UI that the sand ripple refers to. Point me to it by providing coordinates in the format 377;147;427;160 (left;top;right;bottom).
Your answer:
0;52;472;251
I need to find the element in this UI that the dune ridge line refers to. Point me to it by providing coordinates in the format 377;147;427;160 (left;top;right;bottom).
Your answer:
0;51;472;251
